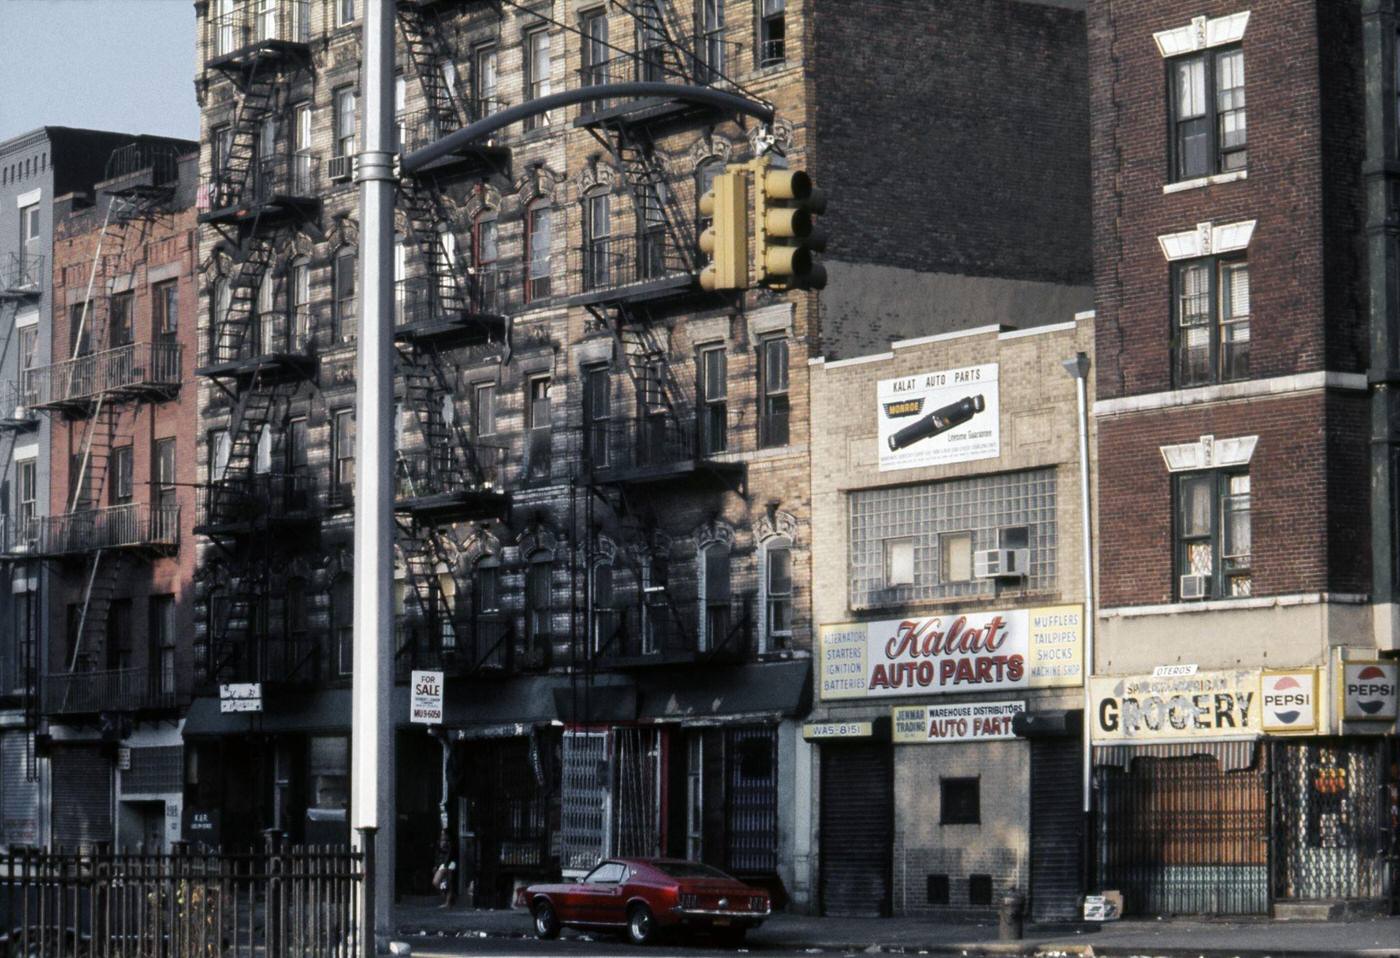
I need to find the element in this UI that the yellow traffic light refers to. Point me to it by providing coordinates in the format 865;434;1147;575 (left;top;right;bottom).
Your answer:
752;159;827;290
698;171;749;291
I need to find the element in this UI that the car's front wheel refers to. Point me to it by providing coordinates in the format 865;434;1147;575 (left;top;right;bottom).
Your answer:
625;903;656;946
532;899;560;940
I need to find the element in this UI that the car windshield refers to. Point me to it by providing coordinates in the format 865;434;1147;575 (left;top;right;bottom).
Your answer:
651;862;733;880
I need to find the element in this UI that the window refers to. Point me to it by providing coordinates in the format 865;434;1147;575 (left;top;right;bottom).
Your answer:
526;201;553;300
524;29;552;130
286;416;308;477
1177;470;1251;599
641;554;669;654
111;445;134;505
335;0;355;27
591;562;618;653
208;428;231;480
150;595;176;696
154;438;176;538
696;159;721;234
332;410;356;505
701;542;731;651
581;9;609;109
884;538;915;587
638;182;668;279
968;875;994;907
254;423;273;474
583;191;611;288
19;326;37;372
583;364;611;467
637;0;666;81
940;778;980;825
69;454;94;511
285;577;308;643
290;259;310;349
941;531;973;582
212;125;233;180
17;459;37;537
759;0;786;68
764;541;792;649
70;303;92;357
526;375;552;479
108;291;134;347
1174;257;1249;386
334;87;357;157
255;272;276;355
758;336;789;447
309;736;349;813
1170;47;1246;181
584;862;626;885
334;247;357;341
473;382;496;437
153;280;178;342
698;345;727;455
525;557;552;655
332;577;354;675
473;43;499;116
291;102;313;191
685;733;703;860
697;0;725;83
106;599;133;671
20;203;39;244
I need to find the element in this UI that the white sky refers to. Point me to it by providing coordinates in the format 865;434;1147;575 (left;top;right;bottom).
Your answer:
0;0;199;144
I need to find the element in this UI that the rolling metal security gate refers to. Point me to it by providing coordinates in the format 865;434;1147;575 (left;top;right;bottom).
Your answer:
1029;739;1082;922
51;747;113;851
1272;739;1386;902
819;743;892;917
1096;748;1268;915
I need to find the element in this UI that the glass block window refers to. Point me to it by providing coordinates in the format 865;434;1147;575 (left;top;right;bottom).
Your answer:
122;746;183;794
848;469;1057;608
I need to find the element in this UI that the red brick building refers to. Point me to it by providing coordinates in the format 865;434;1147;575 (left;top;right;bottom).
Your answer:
1089;0;1394;915
30;143;198;850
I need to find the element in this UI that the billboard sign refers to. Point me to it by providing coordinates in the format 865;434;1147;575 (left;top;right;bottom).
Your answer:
1341;662;1398;722
1261;669;1319;733
1090;670;1261;742
877;363;999;471
819;605;1083;701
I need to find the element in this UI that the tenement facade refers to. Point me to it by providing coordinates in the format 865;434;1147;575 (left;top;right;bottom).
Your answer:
1089;0;1398;916
185;0;1090;912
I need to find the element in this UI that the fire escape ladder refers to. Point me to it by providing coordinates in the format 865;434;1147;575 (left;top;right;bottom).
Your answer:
397;3;469;130
396;522;455;669
212;232;278;365
217;58;281;209
608;125;697;275
65;550;128;688
614;317;693;442
208;570;258;682
612;0;694;83
70;394;116;515
398;177;470;318
401;345;487;490
219;368;284;483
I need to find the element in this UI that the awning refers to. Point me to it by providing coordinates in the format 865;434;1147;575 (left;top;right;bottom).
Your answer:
182;687;363;736
638;659;811;722
1093;739;1259;772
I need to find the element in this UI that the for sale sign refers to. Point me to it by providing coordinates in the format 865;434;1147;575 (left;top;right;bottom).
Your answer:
1341;661;1398;722
1261;669;1318;733
410;670;444;725
877;364;1000;472
892;700;1025;744
818;605;1083;701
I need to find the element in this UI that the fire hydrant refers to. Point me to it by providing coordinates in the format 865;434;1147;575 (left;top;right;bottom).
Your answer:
998;891;1025;941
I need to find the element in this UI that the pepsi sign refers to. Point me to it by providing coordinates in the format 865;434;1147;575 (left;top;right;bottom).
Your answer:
1261;670;1317;733
1341;662;1398;722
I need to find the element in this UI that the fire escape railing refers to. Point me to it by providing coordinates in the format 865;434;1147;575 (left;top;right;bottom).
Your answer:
573;233;693;296
1;253;44;297
206;0;311;63
33;503;180;557
23;342;182;409
199;473;318;529
41;667;179;716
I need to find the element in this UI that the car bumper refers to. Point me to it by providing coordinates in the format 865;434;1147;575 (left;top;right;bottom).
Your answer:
668;906;769;930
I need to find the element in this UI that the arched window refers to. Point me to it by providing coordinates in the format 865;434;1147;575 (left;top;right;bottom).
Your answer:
473;209;500;311
760;537;793;652
435;561;458;653
524;551;553;660
333;246;357;342
638;181;669;280
582;189;612;290
641;553;669;655
591;560;617;655
290;257;311;350
473;557;504;666
695;158;721;235
699;541;731;652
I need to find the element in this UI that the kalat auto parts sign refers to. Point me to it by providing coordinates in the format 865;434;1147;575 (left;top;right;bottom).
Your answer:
1341;662;1398;721
819;605;1083;700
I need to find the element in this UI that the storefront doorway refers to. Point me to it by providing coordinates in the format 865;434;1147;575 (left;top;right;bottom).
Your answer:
818;741;892;916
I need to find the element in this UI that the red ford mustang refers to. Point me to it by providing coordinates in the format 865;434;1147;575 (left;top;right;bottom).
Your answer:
516;858;771;945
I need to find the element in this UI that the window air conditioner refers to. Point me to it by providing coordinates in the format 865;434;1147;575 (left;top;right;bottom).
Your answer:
973;548;1029;579
328;155;355;182
1179;574;1209;600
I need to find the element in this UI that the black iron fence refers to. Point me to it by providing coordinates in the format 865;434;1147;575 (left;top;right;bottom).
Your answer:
0;380;38;425
586;413;725;476
23;342;182;409
0;843;363;958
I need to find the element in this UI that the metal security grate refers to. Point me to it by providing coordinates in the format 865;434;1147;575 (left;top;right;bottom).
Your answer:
848;469;1058;608
725;727;778;874
1097;753;1268;915
1272;740;1386;902
613;728;661;857
122;746;184;794
559;731;609;872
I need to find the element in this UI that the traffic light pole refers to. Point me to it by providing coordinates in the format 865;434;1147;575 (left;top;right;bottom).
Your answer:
354;0;396;952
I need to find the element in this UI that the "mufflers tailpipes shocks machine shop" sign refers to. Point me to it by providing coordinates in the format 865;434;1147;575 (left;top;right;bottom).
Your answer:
818;605;1083;700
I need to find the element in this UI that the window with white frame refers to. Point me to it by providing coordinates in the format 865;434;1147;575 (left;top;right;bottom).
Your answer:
525;28;552;130
334;87;357;158
1176;470;1251;599
336;0;355;28
759;0;786;68
762;539;792;651
701;541;731;651
1173;256;1249;386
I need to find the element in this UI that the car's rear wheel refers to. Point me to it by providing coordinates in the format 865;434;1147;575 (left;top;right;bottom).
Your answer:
625;903;656;946
532;899;560;940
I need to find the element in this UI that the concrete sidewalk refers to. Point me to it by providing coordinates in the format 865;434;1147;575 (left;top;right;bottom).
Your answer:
394;899;1400;957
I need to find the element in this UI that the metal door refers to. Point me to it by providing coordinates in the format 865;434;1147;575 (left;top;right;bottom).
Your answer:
1272;739;1386;902
819;742;892;917
1097;752;1268;915
725;726;778;874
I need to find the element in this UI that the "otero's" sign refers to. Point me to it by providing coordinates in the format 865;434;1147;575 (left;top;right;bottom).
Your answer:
819;605;1083;701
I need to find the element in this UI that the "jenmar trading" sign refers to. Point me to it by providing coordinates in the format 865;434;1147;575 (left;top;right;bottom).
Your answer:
819;605;1083;700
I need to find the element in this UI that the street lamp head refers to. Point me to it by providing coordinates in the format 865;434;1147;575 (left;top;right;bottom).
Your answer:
1061;352;1090;381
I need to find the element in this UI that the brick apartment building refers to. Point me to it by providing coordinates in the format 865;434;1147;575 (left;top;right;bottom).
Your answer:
28;143;200;851
807;318;1094;922
1089;0;1398;915
182;0;1089;912
0;128;194;852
